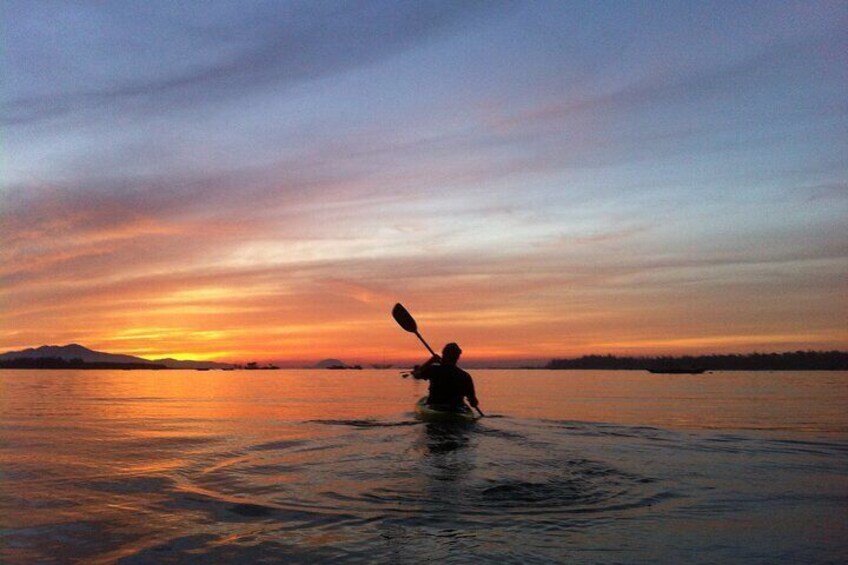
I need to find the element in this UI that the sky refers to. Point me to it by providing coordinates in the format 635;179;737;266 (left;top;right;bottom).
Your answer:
2;1;846;366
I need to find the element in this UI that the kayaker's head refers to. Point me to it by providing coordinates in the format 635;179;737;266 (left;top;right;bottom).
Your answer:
442;342;462;366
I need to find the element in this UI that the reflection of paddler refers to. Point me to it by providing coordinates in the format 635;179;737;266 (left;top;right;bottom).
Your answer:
412;343;479;413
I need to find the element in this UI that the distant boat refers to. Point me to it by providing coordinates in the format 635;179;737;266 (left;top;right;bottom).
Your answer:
372;350;392;369
647;367;705;374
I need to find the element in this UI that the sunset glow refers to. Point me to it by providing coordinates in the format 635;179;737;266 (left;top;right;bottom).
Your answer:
2;2;846;365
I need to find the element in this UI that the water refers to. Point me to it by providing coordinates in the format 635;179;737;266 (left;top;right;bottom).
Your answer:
1;369;846;563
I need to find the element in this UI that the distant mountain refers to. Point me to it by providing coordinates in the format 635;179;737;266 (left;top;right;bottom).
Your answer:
0;344;233;369
0;344;152;364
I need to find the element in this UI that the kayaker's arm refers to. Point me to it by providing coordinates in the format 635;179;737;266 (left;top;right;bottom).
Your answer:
411;355;441;380
465;375;479;408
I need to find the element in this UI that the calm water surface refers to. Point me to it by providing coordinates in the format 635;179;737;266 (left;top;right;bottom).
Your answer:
1;369;846;563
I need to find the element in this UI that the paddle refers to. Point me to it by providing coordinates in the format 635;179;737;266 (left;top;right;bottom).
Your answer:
392;303;485;417
392;303;437;357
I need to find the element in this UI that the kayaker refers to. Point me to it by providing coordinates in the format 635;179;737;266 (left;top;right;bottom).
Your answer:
413;342;479;411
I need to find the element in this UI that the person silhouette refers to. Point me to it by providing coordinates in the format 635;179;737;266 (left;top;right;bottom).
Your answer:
413;343;479;412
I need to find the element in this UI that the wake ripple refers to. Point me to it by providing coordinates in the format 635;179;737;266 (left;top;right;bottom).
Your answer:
170;416;673;531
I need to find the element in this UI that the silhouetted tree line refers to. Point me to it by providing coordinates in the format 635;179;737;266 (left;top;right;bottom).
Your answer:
545;351;848;371
0;357;167;370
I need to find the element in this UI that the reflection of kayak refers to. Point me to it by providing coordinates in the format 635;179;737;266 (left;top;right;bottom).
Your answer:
414;396;476;422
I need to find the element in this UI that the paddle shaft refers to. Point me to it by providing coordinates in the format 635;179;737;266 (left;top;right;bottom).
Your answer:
414;330;437;358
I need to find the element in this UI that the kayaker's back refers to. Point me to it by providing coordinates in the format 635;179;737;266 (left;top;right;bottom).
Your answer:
421;363;477;408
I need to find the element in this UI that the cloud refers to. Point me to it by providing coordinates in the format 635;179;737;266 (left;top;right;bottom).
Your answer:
2;2;845;360
484;31;848;167
3;1;507;126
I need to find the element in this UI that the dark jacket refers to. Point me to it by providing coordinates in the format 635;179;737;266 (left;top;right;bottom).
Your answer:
417;363;478;408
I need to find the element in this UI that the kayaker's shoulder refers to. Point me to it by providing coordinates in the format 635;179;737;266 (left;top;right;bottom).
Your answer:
456;367;474;379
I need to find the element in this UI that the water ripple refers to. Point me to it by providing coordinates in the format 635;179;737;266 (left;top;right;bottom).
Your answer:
5;409;846;564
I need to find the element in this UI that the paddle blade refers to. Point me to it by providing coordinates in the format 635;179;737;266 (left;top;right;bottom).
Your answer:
392;303;418;333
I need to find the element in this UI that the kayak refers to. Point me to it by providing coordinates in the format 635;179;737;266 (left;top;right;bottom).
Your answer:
414;396;477;422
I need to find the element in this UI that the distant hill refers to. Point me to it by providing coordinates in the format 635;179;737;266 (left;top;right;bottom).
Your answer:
153;358;234;370
0;344;233;370
0;357;167;370
315;358;346;368
545;351;848;371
